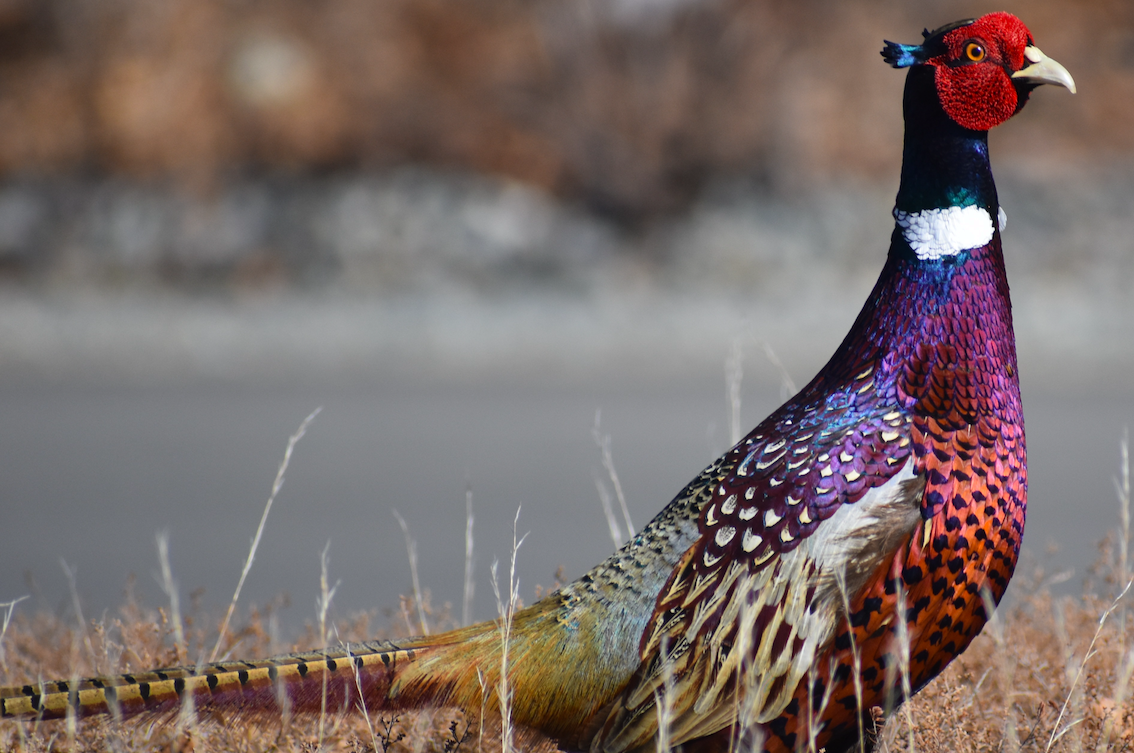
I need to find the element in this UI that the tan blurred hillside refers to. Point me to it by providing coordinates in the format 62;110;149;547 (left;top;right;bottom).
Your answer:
0;0;1129;220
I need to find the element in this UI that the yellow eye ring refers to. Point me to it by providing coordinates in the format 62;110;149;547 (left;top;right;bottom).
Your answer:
964;41;986;62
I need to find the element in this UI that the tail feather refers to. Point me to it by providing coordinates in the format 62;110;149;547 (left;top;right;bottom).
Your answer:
2;561;662;745
0;637;462;723
1;592;632;749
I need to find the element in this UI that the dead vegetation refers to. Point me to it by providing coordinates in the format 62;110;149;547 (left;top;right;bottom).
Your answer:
1;390;1130;753
3;437;1134;753
3;547;1134;752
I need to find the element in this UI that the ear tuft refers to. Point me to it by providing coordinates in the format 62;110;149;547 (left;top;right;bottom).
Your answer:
882;41;924;69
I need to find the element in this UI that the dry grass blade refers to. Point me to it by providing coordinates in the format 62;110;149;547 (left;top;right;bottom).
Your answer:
1046;579;1134;751
153;537;186;663
835;569;867;753
762;342;797;402
210;407;322;663
1094;646;1134;751
594;472;624;549
392;510;429;636
60;559;98;672
65;656;79;748
978;585;1018;749
490;506;528;753
593;410;634;539
477;668;489;753
345;644;381;752
155;534;198;736
1116;427;1130;647
0;595;28;672
731;600;765;752
464;486;476;627
273;620;294;732
726;336;744;446
653;637;677;753
891;579;916;752
317;540;340;749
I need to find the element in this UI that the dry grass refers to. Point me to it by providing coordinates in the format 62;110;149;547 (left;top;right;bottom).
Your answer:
4;547;1134;752
0;593;479;752
873;570;1133;752
1;412;1130;751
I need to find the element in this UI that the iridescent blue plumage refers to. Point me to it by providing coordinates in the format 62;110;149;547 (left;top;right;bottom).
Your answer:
897;66;999;214
883;19;978;70
881;41;924;69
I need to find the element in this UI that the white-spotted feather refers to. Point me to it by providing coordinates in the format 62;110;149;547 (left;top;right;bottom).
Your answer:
610;459;924;750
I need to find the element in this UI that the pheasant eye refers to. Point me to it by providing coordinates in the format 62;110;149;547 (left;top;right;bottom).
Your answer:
964;41;986;62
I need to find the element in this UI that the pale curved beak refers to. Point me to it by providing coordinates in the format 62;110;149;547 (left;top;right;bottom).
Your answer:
1012;45;1076;93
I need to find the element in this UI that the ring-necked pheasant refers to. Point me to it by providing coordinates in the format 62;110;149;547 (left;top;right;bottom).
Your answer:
1;12;1075;753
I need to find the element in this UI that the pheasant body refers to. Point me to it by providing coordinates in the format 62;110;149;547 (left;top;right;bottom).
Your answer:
1;12;1073;753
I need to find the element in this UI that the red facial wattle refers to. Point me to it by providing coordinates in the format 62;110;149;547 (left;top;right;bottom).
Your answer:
934;61;1019;131
931;12;1033;131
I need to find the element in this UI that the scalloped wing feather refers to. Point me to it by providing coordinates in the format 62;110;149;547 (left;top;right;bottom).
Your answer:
597;452;925;751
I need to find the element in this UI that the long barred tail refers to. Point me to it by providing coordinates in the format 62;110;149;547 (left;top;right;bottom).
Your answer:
0;633;477;723
0;597;602;741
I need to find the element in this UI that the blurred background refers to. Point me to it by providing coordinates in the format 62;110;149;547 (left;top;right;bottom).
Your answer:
0;0;1131;636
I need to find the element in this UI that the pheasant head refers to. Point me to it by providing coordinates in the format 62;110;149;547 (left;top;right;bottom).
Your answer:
883;12;1075;132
